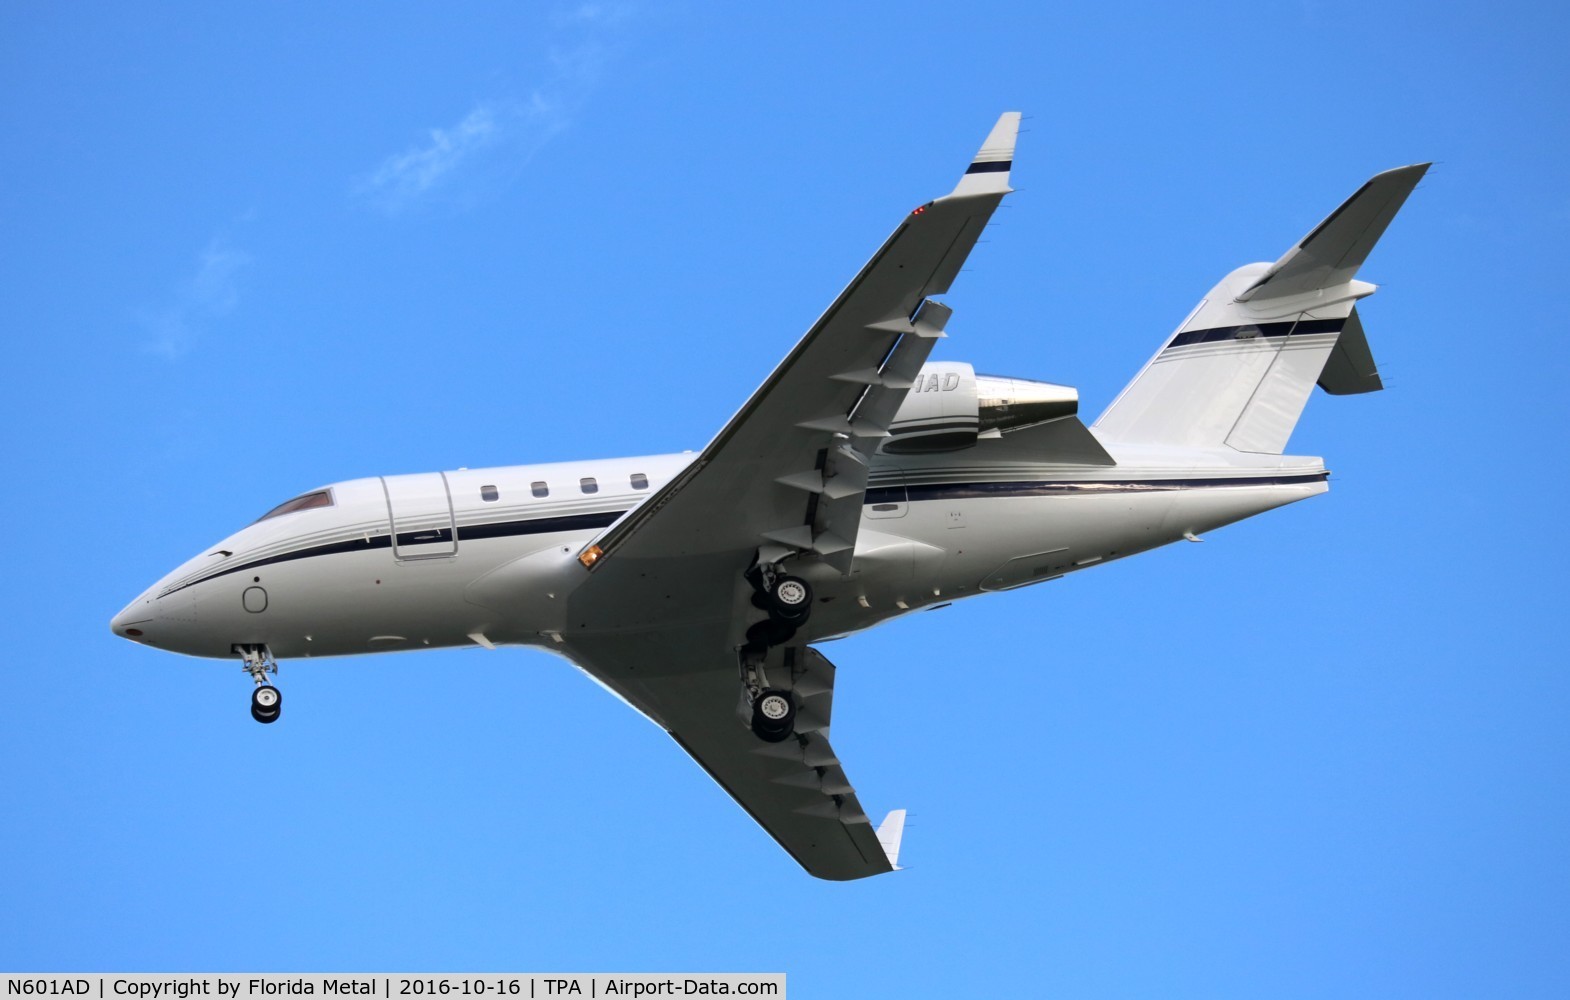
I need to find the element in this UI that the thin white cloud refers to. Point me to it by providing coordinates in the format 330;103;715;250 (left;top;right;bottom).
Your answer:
552;2;635;27
356;106;504;210
137;238;249;359
355;5;632;215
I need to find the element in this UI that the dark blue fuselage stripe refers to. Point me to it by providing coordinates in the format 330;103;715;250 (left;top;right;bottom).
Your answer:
867;473;1328;504
161;474;1326;595
457;511;621;542
1167;318;1344;349
161;510;626;596
965;160;1011;174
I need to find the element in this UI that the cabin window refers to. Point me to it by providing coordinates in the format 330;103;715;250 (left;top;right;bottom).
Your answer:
630;473;649;490
256;490;333;523
531;481;549;498
480;485;499;502
580;477;599;494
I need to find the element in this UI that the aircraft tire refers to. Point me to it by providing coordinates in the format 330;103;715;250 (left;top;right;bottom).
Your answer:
750;689;795;742
746;619;795;648
768;577;813;623
251;685;282;724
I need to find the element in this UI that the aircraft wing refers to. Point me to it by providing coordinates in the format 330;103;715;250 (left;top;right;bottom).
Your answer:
556;114;1020;879
562;631;903;881
578;112;1020;575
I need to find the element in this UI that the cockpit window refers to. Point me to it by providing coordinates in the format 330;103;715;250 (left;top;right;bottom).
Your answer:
256;490;334;522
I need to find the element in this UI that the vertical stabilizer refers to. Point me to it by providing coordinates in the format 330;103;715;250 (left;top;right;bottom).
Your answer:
1094;164;1426;453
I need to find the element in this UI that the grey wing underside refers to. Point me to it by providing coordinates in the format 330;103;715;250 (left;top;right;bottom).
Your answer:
564;632;894;881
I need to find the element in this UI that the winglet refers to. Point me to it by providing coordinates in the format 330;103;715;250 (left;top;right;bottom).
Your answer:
876;808;908;870
949;112;1021;198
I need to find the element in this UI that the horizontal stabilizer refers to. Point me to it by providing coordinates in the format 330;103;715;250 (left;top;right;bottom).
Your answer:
1317;307;1382;395
1237;163;1429;302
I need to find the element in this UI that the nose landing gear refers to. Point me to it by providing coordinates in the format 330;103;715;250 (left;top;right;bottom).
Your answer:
236;644;281;724
251;684;282;724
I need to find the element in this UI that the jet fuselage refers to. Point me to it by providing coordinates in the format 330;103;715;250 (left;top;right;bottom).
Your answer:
111;443;1326;661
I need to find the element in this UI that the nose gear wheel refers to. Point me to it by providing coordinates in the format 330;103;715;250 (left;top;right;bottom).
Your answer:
250;684;282;724
237;644;281;724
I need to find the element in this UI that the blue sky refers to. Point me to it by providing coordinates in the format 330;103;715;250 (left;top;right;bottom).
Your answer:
3;1;1568;995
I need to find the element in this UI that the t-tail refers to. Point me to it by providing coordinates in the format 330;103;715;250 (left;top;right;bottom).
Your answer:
1093;164;1429;453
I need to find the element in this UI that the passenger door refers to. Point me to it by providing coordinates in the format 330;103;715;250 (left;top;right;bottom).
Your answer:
381;473;458;560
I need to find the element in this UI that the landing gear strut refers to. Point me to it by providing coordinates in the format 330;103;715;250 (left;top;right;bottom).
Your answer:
740;645;796;742
237;644;281;725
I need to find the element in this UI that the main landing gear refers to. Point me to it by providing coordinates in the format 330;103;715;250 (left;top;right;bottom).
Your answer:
766;575;813;623
740;567;815;742
751;688;796;742
237;644;281;724
747;572;814;639
741;643;797;744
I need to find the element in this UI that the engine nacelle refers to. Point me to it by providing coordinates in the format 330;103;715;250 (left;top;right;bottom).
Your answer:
884;362;1080;454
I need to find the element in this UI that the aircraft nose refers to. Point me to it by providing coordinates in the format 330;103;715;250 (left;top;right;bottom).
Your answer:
110;592;157;641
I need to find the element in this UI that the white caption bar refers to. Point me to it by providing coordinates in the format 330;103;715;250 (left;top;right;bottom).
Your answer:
2;976;784;1000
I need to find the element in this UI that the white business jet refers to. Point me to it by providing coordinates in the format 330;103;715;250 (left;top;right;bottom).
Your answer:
112;113;1426;880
